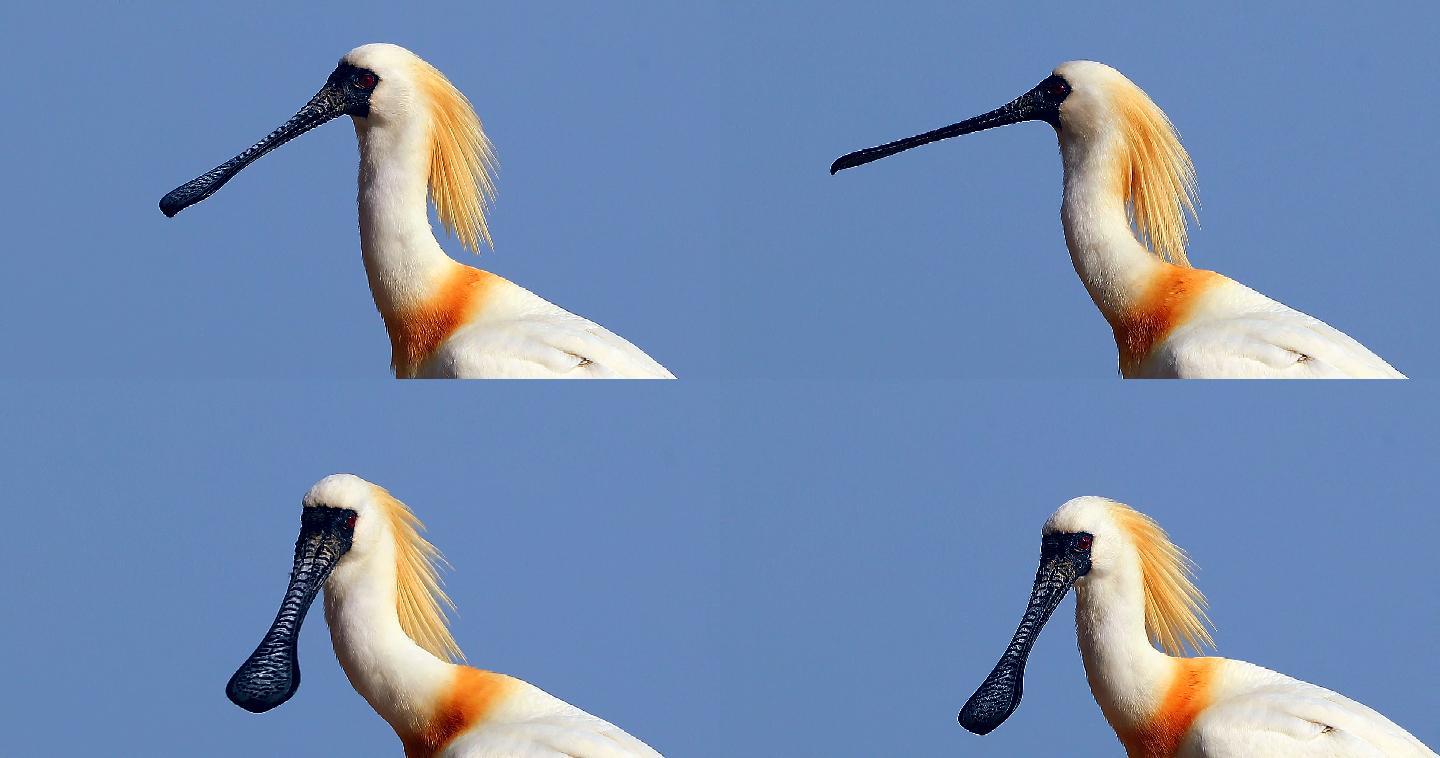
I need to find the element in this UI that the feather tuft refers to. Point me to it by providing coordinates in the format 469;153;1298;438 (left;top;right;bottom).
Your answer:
1109;80;1199;267
372;485;466;663
417;60;498;254
1107;502;1215;657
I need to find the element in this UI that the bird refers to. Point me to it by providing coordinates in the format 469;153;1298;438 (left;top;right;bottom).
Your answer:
160;44;674;379
225;473;665;757
831;61;1404;379
957;496;1436;756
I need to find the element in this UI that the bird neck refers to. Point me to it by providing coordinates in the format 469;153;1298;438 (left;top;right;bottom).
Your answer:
323;543;456;744
1059;136;1168;322
1073;561;1177;742
1060;137;1225;375
352;118;492;376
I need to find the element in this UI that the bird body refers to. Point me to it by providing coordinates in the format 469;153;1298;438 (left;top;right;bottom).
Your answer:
1050;63;1402;379
958;497;1434;756
1179;659;1434;757
345;45;672;379
1077;593;1432;757
161;43;672;378
361;235;673;379
833;61;1403;378
1130;274;1403;378
227;474;663;757
395;270;675;379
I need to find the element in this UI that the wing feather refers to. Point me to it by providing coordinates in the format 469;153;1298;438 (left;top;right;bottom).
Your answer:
417;279;674;379
1144;289;1403;379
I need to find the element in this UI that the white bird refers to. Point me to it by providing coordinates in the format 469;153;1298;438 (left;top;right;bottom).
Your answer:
226;474;664;757
832;61;1404;379
957;496;1435;756
161;44;674;379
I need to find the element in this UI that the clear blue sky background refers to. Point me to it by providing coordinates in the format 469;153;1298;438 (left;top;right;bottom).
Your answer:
1;1;1433;379
0;383;1435;756
1;3;1437;757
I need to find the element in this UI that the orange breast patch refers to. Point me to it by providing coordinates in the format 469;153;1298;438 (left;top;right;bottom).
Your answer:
383;266;497;378
1108;266;1222;377
1118;657;1220;758
402;667;516;758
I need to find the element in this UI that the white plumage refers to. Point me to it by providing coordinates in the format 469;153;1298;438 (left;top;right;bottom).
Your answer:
1053;62;1402;379
1144;279;1404;378
162;43;672;379
229;473;663;757
834;61;1403;378
1186;663;1434;757
959;497;1433;756
439;681;663;758
333;44;674;379
414;276;674;379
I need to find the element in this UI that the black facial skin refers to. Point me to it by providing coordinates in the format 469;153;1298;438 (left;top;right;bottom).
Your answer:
158;63;380;217
830;74;1072;174
225;505;357;714
957;530;1093;735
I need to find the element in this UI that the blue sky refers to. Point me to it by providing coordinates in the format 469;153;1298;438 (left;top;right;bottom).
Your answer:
1;2;1438;757
1;382;1436;756
2;1;1433;379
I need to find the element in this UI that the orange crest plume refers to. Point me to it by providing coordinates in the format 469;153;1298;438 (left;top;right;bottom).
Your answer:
1110;81;1199;267
1108;502;1215;656
373;485;466;662
419;60;499;254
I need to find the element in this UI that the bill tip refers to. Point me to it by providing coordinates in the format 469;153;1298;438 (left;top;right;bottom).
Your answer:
958;712;994;735
159;193;183;218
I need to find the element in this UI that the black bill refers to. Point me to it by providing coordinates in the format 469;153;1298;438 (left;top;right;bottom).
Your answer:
830;75;1069;175
225;505;355;714
159;63;376;217
958;531;1091;735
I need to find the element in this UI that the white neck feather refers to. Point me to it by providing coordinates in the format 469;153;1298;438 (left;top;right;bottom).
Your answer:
1073;548;1172;731
323;535;453;737
1059;132;1163;318
352;116;460;316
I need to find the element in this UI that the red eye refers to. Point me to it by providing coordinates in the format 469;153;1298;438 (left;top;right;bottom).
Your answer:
345;513;358;529
1045;80;1069;98
355;72;377;90
1076;534;1093;550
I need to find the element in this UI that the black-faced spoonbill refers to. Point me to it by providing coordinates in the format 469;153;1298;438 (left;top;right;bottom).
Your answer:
832;62;1404;379
226;474;664;757
160;44;673;379
957;496;1434;756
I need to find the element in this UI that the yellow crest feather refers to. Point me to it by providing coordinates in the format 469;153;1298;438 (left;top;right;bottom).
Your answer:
418;60;498;253
1108;502;1215;657
373;486;465;663
1111;81;1199;267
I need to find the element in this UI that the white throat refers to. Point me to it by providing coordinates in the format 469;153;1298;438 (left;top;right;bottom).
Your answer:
352;115;460;316
1072;555;1172;730
323;537;453;736
1058;130;1163;318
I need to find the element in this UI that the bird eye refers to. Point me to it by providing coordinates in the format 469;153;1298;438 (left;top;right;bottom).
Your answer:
1044;79;1069;98
345;513;358;529
1076;533;1093;550
354;72;378;90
